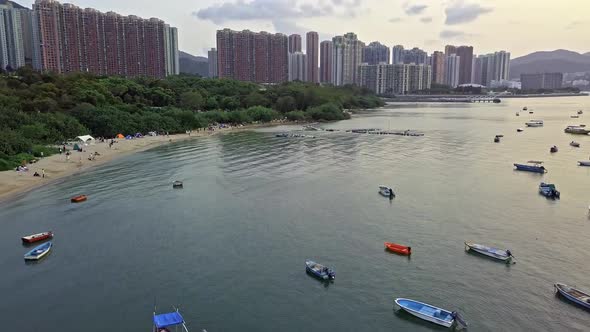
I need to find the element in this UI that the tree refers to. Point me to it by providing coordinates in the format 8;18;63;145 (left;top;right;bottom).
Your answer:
275;96;296;113
179;90;204;110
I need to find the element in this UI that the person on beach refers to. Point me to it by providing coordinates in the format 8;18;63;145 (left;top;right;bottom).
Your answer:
42;169;45;178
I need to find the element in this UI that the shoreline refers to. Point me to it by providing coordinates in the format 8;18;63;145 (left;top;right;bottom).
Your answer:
383;93;588;103
0;123;281;204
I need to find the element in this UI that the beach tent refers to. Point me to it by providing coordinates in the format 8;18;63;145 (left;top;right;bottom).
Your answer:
76;135;95;145
116;133;124;139
125;135;133;140
134;132;143;138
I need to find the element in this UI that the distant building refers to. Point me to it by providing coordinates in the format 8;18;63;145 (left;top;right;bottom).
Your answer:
521;73;563;90
217;28;288;83
288;34;301;53
0;1;35;70
306;31;319;83
331;32;364;86
444;45;457;56
431;51;445;84
402;47;428;65
359;63;431;95
392;45;404;64
444;54;460;88
208;48;218;77
288;52;307;81
472;51;510;86
362;41;390;65
446;45;473;84
490;79;521;89
319;40;333;84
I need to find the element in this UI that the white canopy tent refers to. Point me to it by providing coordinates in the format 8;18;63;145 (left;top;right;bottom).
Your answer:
76;135;95;145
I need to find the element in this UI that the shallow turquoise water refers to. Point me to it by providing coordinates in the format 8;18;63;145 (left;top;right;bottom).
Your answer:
1;97;590;331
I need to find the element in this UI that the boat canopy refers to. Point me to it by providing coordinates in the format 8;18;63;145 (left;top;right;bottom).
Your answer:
153;311;185;328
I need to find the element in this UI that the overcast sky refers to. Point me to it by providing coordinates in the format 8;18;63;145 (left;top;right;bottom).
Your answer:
19;0;590;57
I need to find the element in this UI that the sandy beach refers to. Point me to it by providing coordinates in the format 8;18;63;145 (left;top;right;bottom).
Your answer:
0;127;235;203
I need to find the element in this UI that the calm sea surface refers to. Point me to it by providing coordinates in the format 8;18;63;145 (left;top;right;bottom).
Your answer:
1;97;590;331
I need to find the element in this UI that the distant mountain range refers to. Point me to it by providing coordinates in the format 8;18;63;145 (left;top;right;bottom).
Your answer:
179;51;209;77
510;49;590;78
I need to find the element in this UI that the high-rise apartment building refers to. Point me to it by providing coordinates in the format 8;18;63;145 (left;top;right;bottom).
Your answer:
362;41;390;65
359;63;431;95
521;73;563;90
319;40;333;84
445;45;473;84
288;34;301;53
208;48;218;77
392;45;404;64
331;32;364;86
306;31;318;83
288;52;306;81
444;54;460;88
0;0;37;71
472;51;510;86
431;51;445;84
216;28;288;84
402;47;427;65
31;0;178;77
444;45;457;56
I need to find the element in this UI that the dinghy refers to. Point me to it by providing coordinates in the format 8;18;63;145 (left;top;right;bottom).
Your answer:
305;260;335;280
379;186;395;198
554;283;590;310
24;241;52;261
465;242;514;263
172;181;183;188
570;141;580;147
539;182;560;199
71;195;87;203
578;161;590;167
395;298;467;328
514;161;546;173
385;242;411;255
21;231;53;244
550;145;558;153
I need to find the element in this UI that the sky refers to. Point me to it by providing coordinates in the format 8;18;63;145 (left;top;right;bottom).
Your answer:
19;0;590;58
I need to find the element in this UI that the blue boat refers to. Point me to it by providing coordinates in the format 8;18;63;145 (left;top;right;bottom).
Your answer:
305;260;335;280
395;298;467;328
24;241;52;261
555;283;590;310
514;161;546;173
539;182;560;199
153;307;190;332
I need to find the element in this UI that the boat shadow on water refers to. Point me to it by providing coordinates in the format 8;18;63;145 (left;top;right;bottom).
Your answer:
393;308;456;331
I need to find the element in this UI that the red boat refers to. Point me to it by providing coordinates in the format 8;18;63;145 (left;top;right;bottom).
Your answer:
71;195;87;203
21;231;53;244
385;242;411;255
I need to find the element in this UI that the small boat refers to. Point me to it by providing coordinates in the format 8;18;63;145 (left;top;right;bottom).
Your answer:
395;298;467;328
465;242;513;263
554;283;590;310
578;161;590;166
275;133;289;137
153;307;190;332
571;115;580;118
523;107;528;111
71;195;87;203
539;182;560;199
517;128;524;132
385;242;411;255
550;145;558;153
496;135;504;138
24;241;52;261
578;110;584;115
514;161;546;173
516;112;520;116
564;126;590;134
378;185;395;198
529;111;534;114
570;141;580;147
21;231;53;244
525;120;543;127
305;260;335;280
172;181;183;188
494;136;500;143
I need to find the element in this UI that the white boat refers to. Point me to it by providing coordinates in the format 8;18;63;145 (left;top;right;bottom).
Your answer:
564;126;590;134
465;242;513;263
379;185;395;198
395;298;467;328
525;120;543;127
24;242;52;261
570;141;580;147
578;161;590;167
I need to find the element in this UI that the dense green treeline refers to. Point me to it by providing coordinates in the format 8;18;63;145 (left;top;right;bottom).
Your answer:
0;68;383;170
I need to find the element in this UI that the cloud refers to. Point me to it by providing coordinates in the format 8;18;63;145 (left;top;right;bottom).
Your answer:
420;17;432;23
194;0;361;24
405;4;428;15
440;29;468;39
445;0;493;25
389;17;403;23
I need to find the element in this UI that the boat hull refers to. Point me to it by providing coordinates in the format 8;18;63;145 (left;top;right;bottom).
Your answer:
395;298;454;328
514;164;546;173
71;195;87;203
578;161;590;167
385;242;411;255
21;232;53;244
305;260;334;280
555;283;590;310
465;242;511;262
24;242;52;261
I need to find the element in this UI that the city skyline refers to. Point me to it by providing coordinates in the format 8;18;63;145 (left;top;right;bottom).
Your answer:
15;0;590;58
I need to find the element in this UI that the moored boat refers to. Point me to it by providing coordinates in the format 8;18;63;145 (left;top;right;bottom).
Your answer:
570;141;580;147
564;126;590;134
153;307;190;332
525;120;543;127
554;283;590;310
578;161;590;166
514;161;546;173
70;195;87;203
571;115;580;118
539;182;560;199
465;242;513;263
24;241;52;261
516;112;520;116
379;185;395;198
517;128;524;132
172;181;183;188
385;242;411;255
21;231;53;244
395;298;467;328
305;260;335;280
578;110;584;115
523;106;528;111
550;145;558;153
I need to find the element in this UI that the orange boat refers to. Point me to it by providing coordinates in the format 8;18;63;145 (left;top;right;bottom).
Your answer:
71;195;87;203
385;242;411;255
